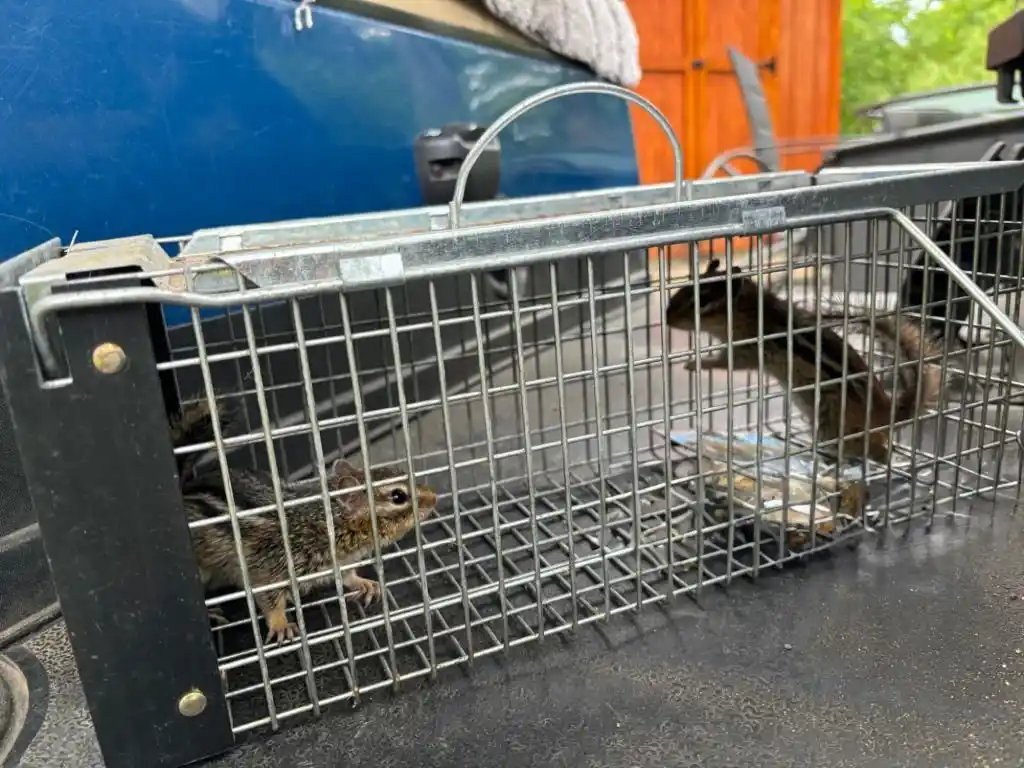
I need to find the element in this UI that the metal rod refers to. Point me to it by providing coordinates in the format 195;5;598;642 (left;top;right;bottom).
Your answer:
447;81;686;229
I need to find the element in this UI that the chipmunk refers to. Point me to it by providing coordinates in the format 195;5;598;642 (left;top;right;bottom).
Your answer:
664;259;942;464
169;399;438;644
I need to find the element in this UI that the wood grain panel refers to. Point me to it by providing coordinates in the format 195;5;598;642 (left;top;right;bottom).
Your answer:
774;0;843;171
632;0;688;69
632;73;687;184
696;0;781;176
628;0;842;184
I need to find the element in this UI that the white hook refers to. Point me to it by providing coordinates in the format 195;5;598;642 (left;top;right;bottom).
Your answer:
294;0;315;31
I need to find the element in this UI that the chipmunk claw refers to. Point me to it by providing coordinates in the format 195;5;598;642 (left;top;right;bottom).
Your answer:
265;622;297;646
345;576;382;609
207;606;230;626
264;602;298;646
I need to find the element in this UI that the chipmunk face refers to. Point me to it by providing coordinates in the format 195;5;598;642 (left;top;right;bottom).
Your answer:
665;258;752;331
330;459;438;521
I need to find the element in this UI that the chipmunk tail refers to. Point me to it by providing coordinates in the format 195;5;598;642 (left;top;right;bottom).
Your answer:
871;316;942;421
169;397;241;481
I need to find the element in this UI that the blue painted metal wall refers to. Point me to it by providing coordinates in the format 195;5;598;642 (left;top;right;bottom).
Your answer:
0;0;638;262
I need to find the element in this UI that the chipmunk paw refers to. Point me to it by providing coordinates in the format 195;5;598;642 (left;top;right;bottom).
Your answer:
345;576;382;608
264;601;298;646
265;620;297;646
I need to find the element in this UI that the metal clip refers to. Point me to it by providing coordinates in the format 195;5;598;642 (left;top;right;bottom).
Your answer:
337;252;405;288
294;0;315;31
740;206;787;232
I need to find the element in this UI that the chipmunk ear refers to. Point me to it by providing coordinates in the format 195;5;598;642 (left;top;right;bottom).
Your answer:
331;459;363;490
706;257;742;277
332;458;358;475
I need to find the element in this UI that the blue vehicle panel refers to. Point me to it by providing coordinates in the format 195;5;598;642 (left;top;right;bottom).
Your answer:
0;0;638;278
0;0;642;684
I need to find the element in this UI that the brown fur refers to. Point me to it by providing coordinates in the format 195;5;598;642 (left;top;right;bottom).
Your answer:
171;399;437;644
169;397;224;483
664;259;942;464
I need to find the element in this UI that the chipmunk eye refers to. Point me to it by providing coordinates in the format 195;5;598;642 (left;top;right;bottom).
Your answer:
389;488;409;505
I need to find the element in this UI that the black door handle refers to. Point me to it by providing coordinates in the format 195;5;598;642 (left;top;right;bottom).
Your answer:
414;122;501;206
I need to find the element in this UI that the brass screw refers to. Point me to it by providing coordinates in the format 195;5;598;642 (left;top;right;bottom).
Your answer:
178;689;207;718
91;343;126;375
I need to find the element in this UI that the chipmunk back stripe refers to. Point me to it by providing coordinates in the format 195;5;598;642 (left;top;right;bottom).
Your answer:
664;258;943;464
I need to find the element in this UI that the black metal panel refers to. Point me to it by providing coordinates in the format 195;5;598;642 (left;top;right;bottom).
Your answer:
0;391;33;537
899;143;1024;341
0;536;54;634
822;114;1024;169
0;240;61;646
0;289;233;768
817;116;1024;295
0;360;53;635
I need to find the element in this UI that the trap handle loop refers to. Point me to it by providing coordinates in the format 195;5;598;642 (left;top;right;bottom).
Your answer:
447;81;686;229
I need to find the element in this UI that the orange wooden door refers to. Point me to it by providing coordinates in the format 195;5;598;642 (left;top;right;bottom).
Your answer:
688;0;781;178
690;0;780;261
628;0;842;184
629;0;781;264
627;0;696;184
774;0;843;172
628;0;781;184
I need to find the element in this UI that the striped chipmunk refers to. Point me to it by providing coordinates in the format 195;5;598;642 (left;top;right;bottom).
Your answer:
665;258;942;465
169;398;438;644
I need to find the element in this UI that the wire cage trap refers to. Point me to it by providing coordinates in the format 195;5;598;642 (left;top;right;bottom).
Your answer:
2;84;1024;767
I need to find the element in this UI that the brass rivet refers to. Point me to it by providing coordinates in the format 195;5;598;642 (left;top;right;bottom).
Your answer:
178;689;207;718
91;343;126;375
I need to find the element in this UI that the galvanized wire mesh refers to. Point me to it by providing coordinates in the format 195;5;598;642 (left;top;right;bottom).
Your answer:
11;161;1024;736
146;191;1024;732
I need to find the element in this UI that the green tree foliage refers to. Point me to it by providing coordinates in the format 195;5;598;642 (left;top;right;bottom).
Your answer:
841;0;1020;133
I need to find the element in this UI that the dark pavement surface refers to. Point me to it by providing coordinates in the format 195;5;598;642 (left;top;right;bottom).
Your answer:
7;495;1024;768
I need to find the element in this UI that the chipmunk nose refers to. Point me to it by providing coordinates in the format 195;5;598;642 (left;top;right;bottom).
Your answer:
419;488;437;507
665;289;687;320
